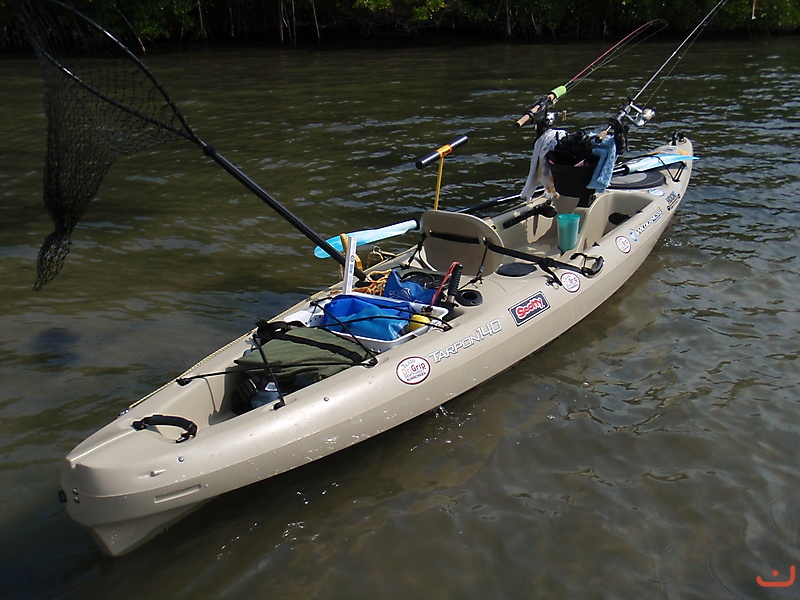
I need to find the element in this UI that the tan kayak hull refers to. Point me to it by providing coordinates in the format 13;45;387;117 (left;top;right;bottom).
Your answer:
61;139;693;555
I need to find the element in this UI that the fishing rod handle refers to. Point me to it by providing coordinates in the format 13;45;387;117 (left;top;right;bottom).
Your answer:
415;134;469;169
514;107;540;128
515;86;567;127
446;263;463;301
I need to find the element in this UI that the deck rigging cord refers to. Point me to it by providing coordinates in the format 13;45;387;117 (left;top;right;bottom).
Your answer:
19;0;363;290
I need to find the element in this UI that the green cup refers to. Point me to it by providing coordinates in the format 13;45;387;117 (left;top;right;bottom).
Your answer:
556;213;580;253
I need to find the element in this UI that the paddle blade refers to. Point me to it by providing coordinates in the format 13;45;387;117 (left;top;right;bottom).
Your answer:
621;153;699;174
314;220;418;258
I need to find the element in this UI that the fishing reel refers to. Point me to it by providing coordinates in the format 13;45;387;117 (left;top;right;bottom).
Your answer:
516;95;568;141
545;109;569;128
607;98;655;153
615;97;656;128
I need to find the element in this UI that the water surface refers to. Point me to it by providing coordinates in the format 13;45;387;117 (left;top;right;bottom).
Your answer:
0;37;798;599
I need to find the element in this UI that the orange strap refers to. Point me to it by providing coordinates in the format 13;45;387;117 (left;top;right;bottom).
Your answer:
436;143;454;158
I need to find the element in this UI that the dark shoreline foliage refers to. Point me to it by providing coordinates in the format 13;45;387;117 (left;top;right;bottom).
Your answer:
1;0;798;52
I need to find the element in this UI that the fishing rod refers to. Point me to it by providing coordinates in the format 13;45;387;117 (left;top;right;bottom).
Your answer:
606;0;731;143
636;0;729;105
515;19;667;129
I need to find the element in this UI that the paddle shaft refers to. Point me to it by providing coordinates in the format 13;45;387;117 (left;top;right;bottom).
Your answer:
458;194;524;215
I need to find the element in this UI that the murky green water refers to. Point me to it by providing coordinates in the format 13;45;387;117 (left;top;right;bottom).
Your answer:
0;36;798;599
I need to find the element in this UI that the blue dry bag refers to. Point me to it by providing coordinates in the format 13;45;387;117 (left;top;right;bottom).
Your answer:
382;271;436;304
322;294;414;341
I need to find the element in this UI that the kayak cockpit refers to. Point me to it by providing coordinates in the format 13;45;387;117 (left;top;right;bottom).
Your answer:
159;287;450;422
126;180;673;437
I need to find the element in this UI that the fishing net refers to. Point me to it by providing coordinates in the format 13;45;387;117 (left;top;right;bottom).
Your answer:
19;0;193;290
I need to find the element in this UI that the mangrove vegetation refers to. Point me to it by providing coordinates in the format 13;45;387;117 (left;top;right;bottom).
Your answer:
1;0;798;50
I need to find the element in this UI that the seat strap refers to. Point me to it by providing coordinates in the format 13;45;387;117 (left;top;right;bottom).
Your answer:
427;230;483;245
484;242;603;280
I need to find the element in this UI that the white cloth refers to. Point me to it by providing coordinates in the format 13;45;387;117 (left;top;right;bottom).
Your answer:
520;128;567;199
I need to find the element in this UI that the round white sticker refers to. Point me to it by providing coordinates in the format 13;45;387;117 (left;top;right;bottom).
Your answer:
615;236;632;254
561;272;581;293
396;356;431;385
648;188;665;196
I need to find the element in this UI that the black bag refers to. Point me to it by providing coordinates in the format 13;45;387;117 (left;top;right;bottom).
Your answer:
232;374;283;414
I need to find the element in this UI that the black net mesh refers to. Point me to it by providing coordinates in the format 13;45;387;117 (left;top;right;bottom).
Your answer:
19;0;193;289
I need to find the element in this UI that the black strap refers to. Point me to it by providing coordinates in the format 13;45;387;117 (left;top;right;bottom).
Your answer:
427;230;483;245
401;233;429;270
484;242;603;280
132;414;198;443
254;320;305;342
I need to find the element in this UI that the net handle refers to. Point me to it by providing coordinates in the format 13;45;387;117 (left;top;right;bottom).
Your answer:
38;0;362;280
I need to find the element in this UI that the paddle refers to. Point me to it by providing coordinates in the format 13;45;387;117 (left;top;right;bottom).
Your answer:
458;194;525;215
314;220;419;258
613;153;699;176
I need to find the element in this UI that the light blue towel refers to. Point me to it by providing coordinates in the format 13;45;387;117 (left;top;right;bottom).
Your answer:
588;135;617;193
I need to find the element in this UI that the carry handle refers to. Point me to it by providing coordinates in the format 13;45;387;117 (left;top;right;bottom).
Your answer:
580;256;604;278
132;414;198;443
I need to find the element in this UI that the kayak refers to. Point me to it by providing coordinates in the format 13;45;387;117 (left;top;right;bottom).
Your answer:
25;0;726;558
59;135;694;556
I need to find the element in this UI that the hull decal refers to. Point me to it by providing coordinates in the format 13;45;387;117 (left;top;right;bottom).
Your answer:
396;356;431;385
560;272;581;293
629;208;663;242
616;236;632;254
428;319;502;364
508;292;550;326
666;191;681;211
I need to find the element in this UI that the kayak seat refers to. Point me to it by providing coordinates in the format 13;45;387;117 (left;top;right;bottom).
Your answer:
418;210;504;276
